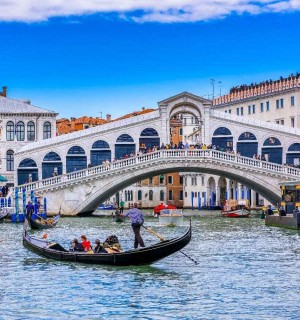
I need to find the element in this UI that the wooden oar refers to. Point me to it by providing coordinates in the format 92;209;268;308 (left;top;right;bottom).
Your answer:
142;224;198;265
142;225;166;241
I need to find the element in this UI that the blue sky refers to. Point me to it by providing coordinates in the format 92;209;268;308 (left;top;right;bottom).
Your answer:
0;1;300;119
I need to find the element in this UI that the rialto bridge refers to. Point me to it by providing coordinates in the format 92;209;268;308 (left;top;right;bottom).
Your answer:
14;92;300;214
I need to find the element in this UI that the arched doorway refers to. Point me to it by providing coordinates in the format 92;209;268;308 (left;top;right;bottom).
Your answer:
18;158;38;185
90;140;111;167
139;128;160;152
42;152;63;179
66;146;87;173
115;134;135;159
237;132;258;158
286;143;300;166
212;127;233;151
262;137;282;164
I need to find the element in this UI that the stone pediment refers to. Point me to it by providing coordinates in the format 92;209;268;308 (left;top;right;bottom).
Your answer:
158;91;211;106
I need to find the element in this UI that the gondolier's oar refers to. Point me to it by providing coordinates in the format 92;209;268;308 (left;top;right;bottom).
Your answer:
142;225;198;265
142;225;165;241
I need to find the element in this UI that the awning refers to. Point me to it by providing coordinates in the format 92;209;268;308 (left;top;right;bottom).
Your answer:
0;175;8;182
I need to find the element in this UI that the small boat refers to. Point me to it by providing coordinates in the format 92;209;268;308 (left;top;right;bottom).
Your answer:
0;210;8;222
28;212;61;230
23;220;192;266
221;199;250;218
153;203;177;216
159;209;184;226
98;203;115;210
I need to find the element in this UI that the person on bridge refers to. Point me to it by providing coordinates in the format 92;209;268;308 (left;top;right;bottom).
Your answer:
122;203;145;249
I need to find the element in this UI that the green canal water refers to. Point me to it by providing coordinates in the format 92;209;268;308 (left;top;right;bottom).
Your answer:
0;213;300;320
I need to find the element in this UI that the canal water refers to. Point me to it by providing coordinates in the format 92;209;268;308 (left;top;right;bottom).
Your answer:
0;213;300;320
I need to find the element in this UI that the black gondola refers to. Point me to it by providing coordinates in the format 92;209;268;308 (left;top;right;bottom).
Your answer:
28;212;61;230
0;210;8;222
23;220;192;266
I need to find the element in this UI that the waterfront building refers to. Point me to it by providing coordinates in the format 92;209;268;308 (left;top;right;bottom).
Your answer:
0;87;57;186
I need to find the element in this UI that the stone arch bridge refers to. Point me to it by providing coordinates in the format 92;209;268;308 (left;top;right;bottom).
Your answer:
18;150;300;215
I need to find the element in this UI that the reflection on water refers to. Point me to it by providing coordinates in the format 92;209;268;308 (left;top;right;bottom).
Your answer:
1;213;300;319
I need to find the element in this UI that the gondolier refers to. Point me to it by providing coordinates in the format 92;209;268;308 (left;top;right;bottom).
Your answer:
25;201;34;218
122;203;145;249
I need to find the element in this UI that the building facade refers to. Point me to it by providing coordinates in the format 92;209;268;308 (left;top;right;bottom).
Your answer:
0;87;57;186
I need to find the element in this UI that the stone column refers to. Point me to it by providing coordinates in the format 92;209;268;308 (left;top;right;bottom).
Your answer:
202;104;211;146
226;180;231;200
216;186;220;206
251;189;256;207
159;103;169;145
237;183;242;200
206;186;211;206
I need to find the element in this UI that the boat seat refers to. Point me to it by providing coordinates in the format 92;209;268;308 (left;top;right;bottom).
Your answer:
47;242;68;252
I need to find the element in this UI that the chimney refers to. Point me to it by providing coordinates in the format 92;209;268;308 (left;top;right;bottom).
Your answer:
1;86;7;97
142;107;145;111
70;117;76;121
106;114;111;122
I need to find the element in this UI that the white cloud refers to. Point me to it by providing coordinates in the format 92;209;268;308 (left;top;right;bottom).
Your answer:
0;0;298;23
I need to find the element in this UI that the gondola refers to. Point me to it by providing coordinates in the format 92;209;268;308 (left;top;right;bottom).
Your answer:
28;212;61;230
23;220;192;266
0;210;8;222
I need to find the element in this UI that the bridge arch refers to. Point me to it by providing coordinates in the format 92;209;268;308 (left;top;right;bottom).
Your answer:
169;102;202;120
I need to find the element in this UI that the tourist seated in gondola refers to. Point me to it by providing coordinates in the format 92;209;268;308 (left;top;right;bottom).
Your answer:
103;235;122;252
80;235;91;251
93;239;107;253
70;238;85;252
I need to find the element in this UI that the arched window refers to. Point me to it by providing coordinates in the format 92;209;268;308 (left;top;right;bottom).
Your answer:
115;134;135;159
116;134;134;142
43;121;51;139
212;127;233;151
139;128;160;151
66;146;87;173
6;150;14;171
27;121;35;141
16;121;25;141
149;190;153;201
237;132;258;158
262;137;282;164
42;152;63;179
138;190;142;201
17;158;38;185
91;140;111;166
6;121;14;141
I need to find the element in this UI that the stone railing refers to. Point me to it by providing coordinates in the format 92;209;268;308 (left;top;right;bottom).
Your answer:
15;149;300;196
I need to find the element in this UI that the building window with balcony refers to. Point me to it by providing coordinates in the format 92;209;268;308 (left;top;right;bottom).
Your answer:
6;121;14;141
27;121;35;141
6;150;14;171
16;121;25;141
291;96;295;106
43;121;51;139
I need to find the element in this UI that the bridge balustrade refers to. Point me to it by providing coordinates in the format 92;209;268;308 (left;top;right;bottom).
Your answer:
15;149;300;197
